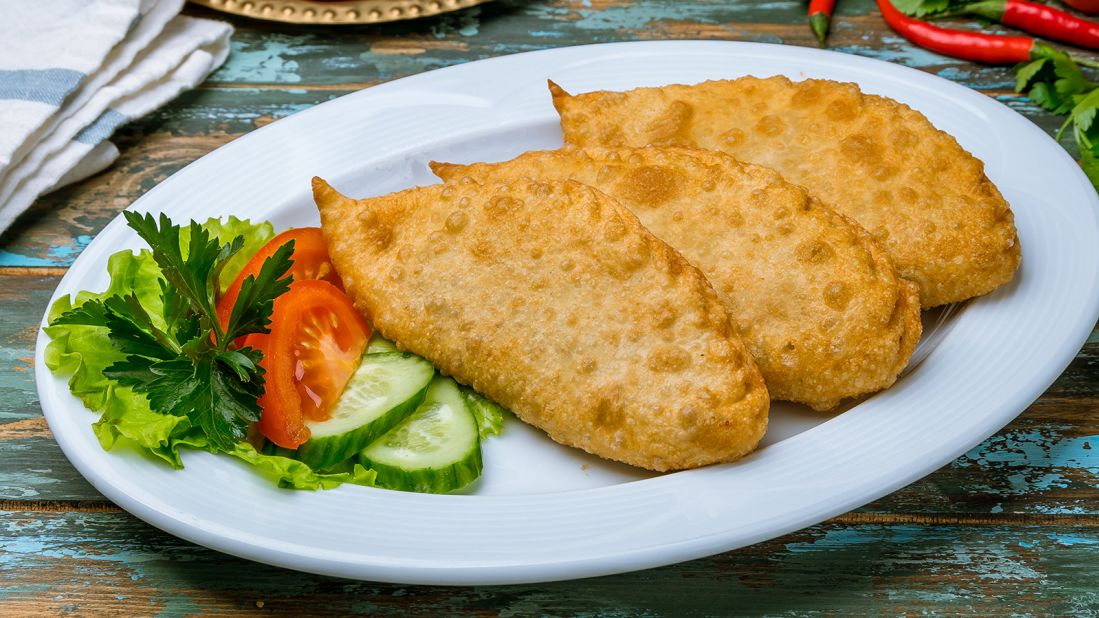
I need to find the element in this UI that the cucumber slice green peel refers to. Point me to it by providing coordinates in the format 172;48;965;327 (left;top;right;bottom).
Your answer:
359;376;483;494
282;352;434;469
366;335;508;439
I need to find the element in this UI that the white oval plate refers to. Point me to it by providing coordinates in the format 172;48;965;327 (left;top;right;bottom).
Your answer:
36;41;1099;585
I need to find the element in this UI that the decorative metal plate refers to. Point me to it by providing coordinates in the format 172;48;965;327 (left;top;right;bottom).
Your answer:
190;0;491;25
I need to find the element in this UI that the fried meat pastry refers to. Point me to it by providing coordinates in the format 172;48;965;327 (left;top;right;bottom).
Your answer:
551;76;1021;307
432;146;922;411
314;176;769;471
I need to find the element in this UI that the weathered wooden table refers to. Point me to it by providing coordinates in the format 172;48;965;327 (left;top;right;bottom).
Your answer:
3;0;1097;614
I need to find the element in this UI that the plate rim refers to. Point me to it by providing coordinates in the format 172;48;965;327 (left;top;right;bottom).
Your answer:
35;40;1099;585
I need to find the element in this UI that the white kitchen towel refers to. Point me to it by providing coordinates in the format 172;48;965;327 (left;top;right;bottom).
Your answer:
0;0;232;234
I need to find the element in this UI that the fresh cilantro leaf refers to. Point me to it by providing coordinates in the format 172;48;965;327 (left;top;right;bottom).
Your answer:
1052;53;1091;99
1015;46;1099;193
1070;88;1099;136
211;233;246;304
125;213;211;308
1054;87;1099;147
1015;58;1048;94
210;357;263;426
893;0;953;17
1020;48;1090;115
112;352;254;452
1019;45;1092;108
1081;148;1099;187
1029;81;1071;115
224;239;294;341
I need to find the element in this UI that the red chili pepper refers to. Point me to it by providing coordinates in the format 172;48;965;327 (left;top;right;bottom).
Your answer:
809;0;837;47
877;0;1036;63
958;0;1099;50
1062;0;1099;15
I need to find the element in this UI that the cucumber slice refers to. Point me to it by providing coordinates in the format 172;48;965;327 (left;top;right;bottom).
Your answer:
290;352;434;469
360;376;482;494
365;333;399;354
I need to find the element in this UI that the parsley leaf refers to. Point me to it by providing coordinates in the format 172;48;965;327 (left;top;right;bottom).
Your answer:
58;214;293;451
1015;44;1099;193
101;294;178;360
179;354;262;452
893;0;954;17
123;212;246;344
223;239;294;341
1017;45;1093;115
51;299;109;327
1016;58;1049;94
1053;56;1090;100
1081;148;1099;187
1030;81;1073;115
1063;88;1099;159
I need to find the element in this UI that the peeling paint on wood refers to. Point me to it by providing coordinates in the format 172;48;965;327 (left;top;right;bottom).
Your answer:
2;511;1099;615
3;0;1099;609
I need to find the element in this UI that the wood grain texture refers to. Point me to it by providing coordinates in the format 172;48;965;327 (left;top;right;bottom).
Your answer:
2;510;1099;615
3;0;1099;610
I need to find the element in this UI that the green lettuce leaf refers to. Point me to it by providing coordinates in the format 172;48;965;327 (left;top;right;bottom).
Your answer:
43;248;168;413
227;442;378;490
460;386;509;439
92;387;208;468
44;315;127;412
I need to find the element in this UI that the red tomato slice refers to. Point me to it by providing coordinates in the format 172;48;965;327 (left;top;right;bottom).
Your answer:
253;280;371;449
216;227;342;334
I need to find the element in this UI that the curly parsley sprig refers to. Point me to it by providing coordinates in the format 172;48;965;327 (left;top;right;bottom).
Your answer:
54;213;295;451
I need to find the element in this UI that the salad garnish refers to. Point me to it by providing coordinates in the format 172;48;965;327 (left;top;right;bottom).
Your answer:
53;213;294;451
45;215;507;492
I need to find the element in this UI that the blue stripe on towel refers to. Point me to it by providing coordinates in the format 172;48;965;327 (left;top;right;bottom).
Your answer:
74;109;129;144
0;69;85;105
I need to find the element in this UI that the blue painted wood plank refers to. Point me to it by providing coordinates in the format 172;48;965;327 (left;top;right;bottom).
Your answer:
2;509;1098;614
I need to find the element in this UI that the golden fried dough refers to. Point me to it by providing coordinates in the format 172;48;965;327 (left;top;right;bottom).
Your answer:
551;76;1021;307
432;146;922;411
314;176;768;471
